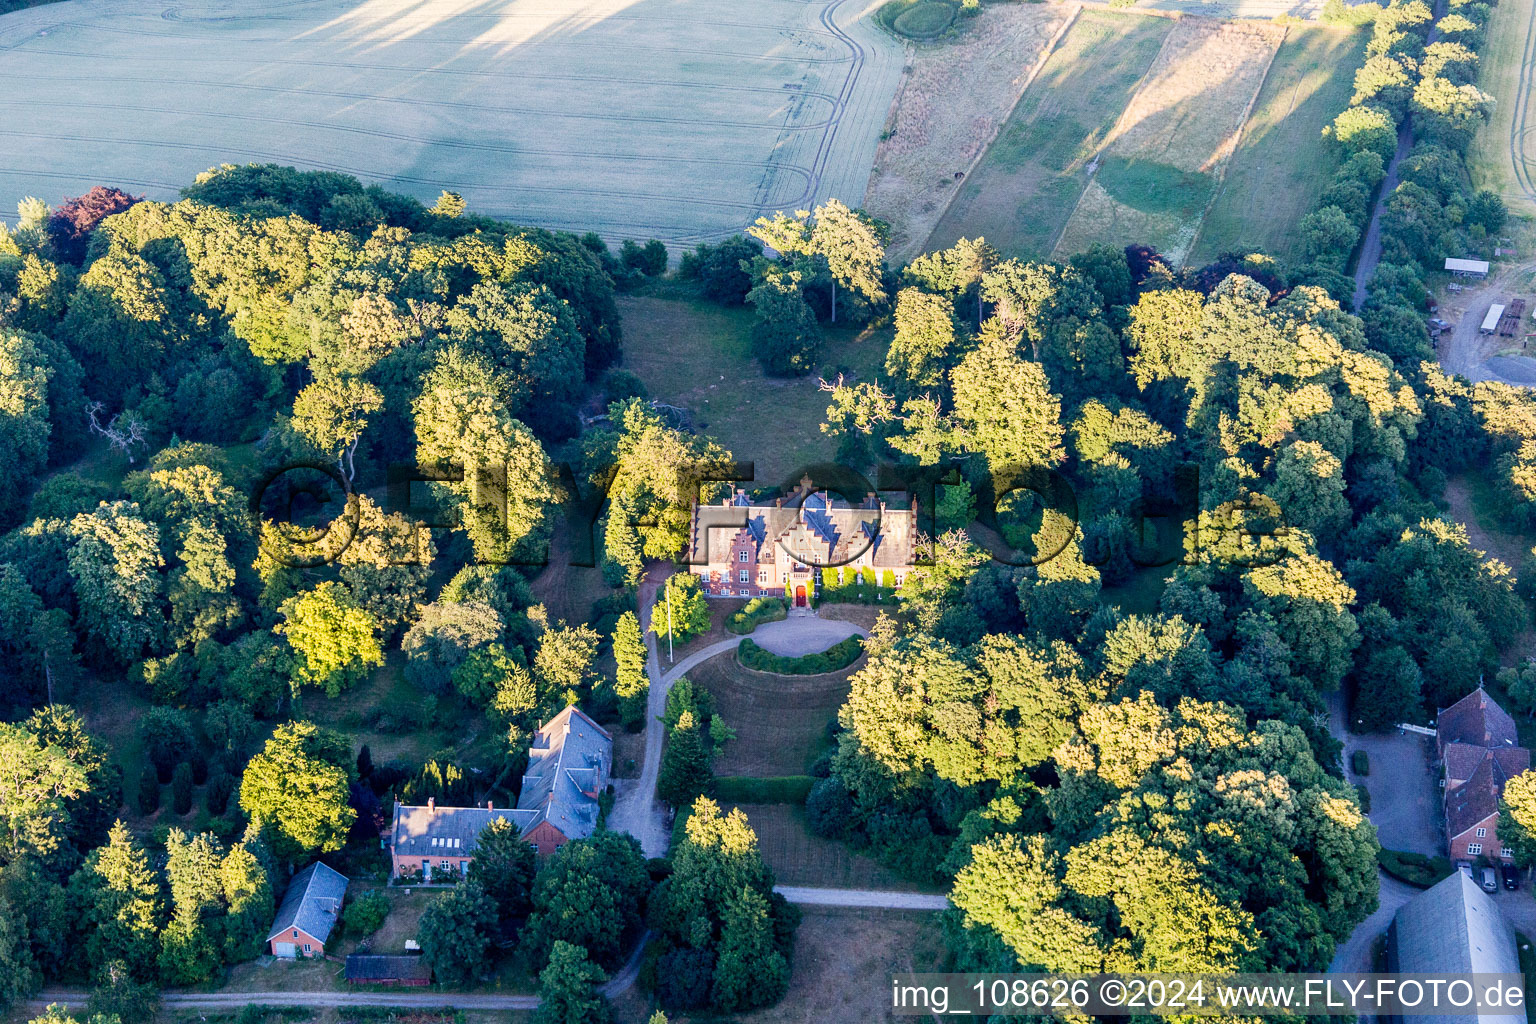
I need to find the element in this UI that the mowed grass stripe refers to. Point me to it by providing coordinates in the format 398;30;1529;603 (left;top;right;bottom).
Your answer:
925;11;1174;258
1191;25;1367;263
1052;18;1284;263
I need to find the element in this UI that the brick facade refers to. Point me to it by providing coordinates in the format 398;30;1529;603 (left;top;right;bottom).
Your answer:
1449;812;1505;862
689;479;917;603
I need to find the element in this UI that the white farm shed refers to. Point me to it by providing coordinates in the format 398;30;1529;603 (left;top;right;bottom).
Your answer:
1446;257;1491;278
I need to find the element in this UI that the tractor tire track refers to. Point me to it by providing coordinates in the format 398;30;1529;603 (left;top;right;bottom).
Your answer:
1509;0;1536;204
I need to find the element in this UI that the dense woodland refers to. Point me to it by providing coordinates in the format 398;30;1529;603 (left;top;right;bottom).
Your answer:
0;1;1533;1011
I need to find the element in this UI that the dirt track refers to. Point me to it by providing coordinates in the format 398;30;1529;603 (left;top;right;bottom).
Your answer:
0;0;903;244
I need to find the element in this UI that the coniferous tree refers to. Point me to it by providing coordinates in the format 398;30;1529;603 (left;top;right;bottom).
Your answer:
613;611;649;729
657;712;712;809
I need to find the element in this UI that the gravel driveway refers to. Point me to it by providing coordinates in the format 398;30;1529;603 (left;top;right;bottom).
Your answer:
1345;730;1442;858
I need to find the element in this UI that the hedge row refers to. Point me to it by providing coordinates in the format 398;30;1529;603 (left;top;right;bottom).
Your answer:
737;635;864;675
1377;848;1454;888
727;597;788;634
714;776;816;804
819;585;900;607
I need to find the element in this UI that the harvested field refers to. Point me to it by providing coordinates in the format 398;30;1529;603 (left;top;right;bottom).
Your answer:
1191;25;1364;262
690;651;855;776
727;802;927;890
863;1;1072;261
926;10;1173;257
1468;0;1535;212
0;0;904;245
1139;0;1326;16
1052;17;1284;263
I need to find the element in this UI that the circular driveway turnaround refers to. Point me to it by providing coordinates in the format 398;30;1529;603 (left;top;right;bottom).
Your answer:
0;0;902;244
606;570;869;859
749;614;862;657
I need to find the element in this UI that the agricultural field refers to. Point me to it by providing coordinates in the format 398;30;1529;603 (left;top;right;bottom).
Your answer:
0;0;904;246
1052;18;1285;264
1190;25;1364;262
1468;0;1536;214
863;0;1071;260
615;293;887;485
926;10;1174;258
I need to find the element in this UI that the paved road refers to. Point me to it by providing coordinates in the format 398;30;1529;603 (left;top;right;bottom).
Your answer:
607;571;868;858
775;885;949;910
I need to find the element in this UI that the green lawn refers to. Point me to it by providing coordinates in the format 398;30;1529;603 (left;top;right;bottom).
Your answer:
724;802;941;892
615;294;887;486
926;10;1174;258
1519;932;1536;1024
1190;25;1366;263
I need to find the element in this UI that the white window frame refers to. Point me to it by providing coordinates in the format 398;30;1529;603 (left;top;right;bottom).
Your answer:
738;569;748;582
1477;827;1487;838
738;551;748;562
303;942;312;953
1468;843;1483;855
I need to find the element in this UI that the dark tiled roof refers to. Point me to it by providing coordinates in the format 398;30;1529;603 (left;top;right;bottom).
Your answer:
689;486;916;569
1495;746;1531;778
1391;872;1521;1017
391;805;538;857
1445;742;1491;781
267;862;347;944
516;705;611;843
345;955;432;983
1439;688;1520;750
392;708;611;854
1445;757;1501;838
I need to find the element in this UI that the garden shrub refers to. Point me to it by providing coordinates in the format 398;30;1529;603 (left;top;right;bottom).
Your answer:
737;636;863;675
1377;848;1453;887
343;890;392;937
727;597;788;634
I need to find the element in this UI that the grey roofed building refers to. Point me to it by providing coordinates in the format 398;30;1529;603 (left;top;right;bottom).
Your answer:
388;705;612;874
514;705;612;852
1388;871;1523;1024
266;862;348;951
389;802;538;859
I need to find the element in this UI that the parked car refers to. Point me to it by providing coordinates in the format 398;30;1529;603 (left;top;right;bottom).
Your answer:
1481;866;1499;893
1503;865;1520;890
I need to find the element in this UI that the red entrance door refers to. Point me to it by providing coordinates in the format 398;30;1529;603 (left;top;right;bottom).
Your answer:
794;585;807;607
